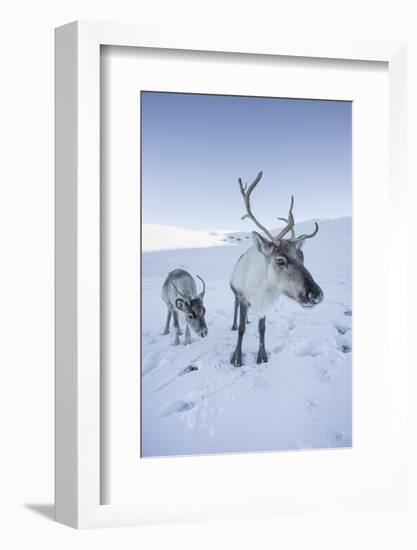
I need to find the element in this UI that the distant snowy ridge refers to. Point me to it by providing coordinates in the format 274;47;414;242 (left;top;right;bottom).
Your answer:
143;217;351;253
142;224;229;252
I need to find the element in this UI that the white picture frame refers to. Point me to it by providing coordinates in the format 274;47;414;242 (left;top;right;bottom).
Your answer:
55;21;407;529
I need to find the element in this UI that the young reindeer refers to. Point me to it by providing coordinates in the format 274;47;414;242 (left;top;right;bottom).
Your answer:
162;269;208;345
230;171;323;367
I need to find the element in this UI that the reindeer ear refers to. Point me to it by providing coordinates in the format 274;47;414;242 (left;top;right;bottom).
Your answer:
175;298;186;311
295;238;305;250
252;231;274;257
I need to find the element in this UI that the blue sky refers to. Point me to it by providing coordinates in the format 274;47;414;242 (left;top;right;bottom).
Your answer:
141;92;351;231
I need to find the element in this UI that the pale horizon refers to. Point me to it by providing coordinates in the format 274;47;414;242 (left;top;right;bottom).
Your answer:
143;212;352;235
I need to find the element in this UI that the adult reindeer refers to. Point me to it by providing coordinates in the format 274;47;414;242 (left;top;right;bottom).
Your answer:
230;171;323;367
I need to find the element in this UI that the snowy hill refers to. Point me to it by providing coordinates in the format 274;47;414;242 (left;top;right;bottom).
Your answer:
142;223;230;252
141;217;352;457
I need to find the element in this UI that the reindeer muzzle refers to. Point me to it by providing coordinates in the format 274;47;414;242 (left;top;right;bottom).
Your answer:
306;286;323;306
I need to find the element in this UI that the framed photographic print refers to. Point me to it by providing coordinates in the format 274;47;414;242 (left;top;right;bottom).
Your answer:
55;21;408;528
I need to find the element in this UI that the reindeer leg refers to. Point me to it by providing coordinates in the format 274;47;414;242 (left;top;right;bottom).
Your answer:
172;310;182;335
231;300;247;367
256;316;268;364
162;307;171;335
184;325;191;345
231;295;239;330
172;311;181;345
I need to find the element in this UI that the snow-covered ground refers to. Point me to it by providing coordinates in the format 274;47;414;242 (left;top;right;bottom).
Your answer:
141;217;352;457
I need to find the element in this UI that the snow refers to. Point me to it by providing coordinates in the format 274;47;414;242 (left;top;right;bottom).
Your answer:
142;224;229;252
141;217;352;457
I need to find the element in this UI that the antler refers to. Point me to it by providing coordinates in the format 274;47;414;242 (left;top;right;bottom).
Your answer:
295;222;319;242
277;219;295;239
196;275;206;299
238;172;318;244
274;195;295;241
279;214;319;242
170;277;189;300
277;214;296;240
239;172;276;242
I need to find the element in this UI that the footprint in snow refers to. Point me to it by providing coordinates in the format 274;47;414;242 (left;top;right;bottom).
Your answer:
307;398;319;418
142;350;165;376
344;310;352;317
180;365;198;375
319;368;331;382
160;400;196;417
150;365;199;394
271;343;284;354
291;338;318;357
335;324;350;335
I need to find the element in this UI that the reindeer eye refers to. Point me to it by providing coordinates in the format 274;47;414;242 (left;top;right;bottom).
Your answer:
188;313;195;320
275;256;287;268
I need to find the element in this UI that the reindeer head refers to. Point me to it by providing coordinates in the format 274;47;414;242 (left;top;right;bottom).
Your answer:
239;171;323;308
252;232;323;307
173;275;208;337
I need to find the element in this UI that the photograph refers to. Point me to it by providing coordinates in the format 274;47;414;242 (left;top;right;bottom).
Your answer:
140;91;352;458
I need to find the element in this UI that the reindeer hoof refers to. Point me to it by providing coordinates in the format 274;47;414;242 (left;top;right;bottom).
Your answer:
231;324;237;331
231;350;243;367
256;348;268;364
162;329;169;335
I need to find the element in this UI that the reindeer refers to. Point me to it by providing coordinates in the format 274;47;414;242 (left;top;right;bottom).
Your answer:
161;269;208;345
230;171;323;367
